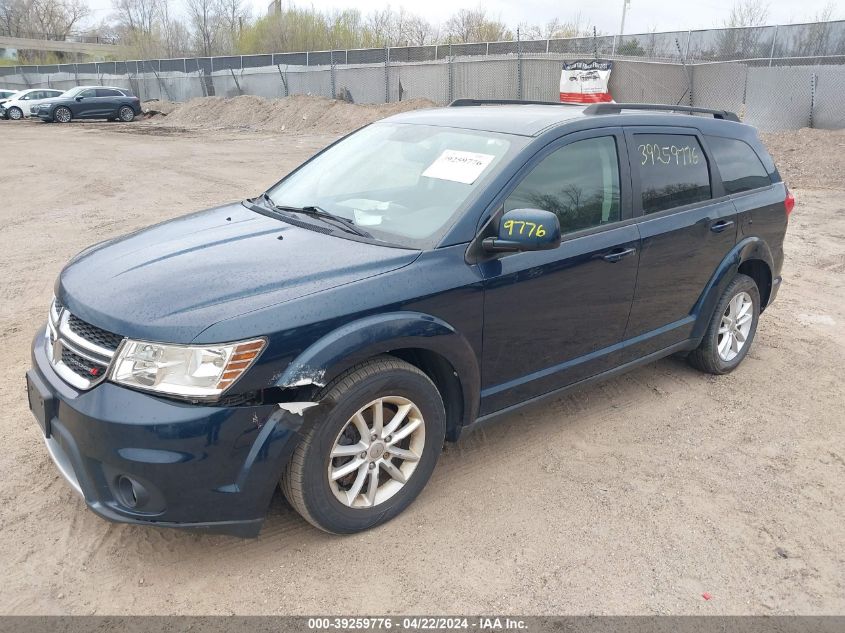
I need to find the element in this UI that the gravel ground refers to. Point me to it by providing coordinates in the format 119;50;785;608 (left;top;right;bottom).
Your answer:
0;117;843;616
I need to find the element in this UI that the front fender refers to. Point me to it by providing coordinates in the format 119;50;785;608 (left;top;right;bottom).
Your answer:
691;236;774;339
272;311;481;426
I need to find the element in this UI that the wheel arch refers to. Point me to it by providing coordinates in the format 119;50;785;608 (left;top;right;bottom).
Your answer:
272;311;480;440
691;237;774;339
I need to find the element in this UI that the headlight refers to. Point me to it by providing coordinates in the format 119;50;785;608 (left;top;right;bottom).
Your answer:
110;338;266;399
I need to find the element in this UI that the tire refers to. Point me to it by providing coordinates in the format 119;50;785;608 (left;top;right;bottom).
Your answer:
8;106;22;120
688;273;760;375
282;355;445;534
54;106;72;123
118;106;135;122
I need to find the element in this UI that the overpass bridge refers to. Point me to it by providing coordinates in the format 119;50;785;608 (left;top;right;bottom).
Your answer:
0;34;119;57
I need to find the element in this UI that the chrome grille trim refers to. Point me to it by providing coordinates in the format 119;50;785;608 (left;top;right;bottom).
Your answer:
46;299;124;390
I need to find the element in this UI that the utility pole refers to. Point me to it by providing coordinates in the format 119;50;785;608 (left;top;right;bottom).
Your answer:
612;0;631;56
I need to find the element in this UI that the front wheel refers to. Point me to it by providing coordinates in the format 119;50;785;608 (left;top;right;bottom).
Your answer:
8;106;23;120
282;356;445;534
118;106;135;122
688;273;760;374
54;106;72;123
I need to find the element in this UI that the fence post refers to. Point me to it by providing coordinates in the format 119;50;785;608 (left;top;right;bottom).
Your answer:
809;72;817;128
769;25;778;67
517;27;523;101
447;44;453;104
330;50;336;99
276;65;288;97
383;46;390;103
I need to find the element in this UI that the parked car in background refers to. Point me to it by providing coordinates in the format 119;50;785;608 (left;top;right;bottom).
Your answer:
1;89;64;120
0;89;19;102
33;86;141;123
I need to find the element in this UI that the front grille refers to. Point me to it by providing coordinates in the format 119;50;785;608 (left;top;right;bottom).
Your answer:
46;299;124;390
68;314;123;351
61;348;108;380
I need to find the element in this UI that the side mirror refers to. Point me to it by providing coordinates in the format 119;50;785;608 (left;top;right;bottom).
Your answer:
483;208;561;253
75;96;84;102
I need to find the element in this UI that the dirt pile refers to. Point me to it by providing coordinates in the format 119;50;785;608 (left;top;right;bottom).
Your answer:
152;94;436;134
761;128;845;190
141;99;179;116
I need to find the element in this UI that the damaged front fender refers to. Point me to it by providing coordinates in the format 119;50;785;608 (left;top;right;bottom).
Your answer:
271;311;480;428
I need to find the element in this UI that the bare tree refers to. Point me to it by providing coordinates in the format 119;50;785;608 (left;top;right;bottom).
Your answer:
444;8;510;43
185;0;223;56
724;0;769;27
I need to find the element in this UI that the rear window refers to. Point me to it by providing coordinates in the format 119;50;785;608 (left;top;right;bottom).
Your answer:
96;89;123;97
635;134;711;214
706;136;771;194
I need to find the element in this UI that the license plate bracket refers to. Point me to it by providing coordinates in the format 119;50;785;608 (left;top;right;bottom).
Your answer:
26;371;54;438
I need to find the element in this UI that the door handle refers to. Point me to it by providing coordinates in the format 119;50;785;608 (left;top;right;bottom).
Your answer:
710;219;735;233
601;247;637;263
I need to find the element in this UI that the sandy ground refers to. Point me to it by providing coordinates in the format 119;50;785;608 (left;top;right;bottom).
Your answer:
0;117;843;616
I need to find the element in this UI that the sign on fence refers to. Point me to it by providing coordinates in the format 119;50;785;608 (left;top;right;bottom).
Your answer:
560;60;613;104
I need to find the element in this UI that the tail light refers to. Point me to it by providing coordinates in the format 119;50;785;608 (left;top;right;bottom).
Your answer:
784;188;795;217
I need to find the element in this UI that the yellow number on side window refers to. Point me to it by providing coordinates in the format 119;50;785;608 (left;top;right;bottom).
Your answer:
536;225;547;237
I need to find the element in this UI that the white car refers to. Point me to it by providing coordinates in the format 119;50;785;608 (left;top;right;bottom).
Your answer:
1;88;64;120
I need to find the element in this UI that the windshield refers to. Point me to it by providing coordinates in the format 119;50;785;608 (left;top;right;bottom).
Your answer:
265;122;520;248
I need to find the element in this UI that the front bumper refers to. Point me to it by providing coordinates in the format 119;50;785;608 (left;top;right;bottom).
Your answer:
27;327;303;537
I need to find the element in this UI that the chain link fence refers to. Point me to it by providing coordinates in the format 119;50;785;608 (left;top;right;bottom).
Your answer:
2;24;845;131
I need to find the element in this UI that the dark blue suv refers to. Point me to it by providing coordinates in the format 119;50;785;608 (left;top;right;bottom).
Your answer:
26;101;792;536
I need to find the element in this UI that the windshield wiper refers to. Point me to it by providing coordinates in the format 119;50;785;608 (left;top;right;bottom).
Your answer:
259;193;372;238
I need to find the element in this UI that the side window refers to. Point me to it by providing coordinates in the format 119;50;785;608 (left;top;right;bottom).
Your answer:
96;89;121;97
706;136;771;194
505;136;621;234
634;134;711;214
79;89;97;98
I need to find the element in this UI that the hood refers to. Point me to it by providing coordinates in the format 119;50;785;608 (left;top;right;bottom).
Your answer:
58;202;420;343
35;96;66;106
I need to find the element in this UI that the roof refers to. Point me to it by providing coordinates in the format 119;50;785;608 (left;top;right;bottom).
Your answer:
385;104;588;137
384;102;743;137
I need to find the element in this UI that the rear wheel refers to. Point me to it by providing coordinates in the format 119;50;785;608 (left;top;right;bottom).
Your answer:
118;106;135;122
8;106;23;120
282;356;445;534
688;273;760;374
54;106;72;123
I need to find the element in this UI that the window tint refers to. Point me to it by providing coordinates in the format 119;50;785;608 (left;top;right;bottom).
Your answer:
505;136;621;234
79;89;96;98
96;89;122;97
635;134;711;214
706;136;771;194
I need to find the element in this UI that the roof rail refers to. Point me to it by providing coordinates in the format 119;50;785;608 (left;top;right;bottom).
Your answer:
448;98;576;107
583;102;740;122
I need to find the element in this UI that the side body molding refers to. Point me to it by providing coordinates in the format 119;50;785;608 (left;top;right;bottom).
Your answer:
691;236;775;340
272;311;481;428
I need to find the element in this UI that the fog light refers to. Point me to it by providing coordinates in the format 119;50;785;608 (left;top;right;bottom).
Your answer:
116;475;149;509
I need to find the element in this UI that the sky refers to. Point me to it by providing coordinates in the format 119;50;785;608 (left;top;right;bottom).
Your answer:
83;0;840;35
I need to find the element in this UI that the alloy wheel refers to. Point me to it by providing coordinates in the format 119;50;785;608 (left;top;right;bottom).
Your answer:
9;107;22;120
328;396;425;509
717;291;753;362
119;107;134;122
55;107;71;123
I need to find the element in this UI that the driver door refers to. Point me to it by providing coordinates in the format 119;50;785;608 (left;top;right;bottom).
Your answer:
71;88;98;118
478;129;640;415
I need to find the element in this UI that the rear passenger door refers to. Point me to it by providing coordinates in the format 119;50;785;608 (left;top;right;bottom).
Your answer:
93;88;123;117
621;127;737;359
